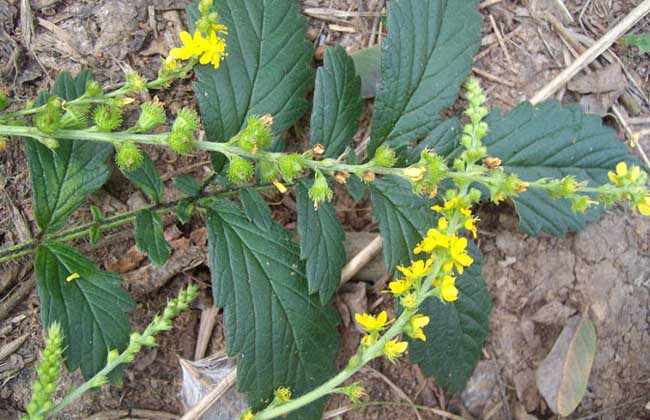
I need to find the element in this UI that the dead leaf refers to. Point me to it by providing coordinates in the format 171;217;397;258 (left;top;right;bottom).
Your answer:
568;63;626;94
536;313;596;416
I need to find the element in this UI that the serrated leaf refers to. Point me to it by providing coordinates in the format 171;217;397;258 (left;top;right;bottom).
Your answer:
239;188;273;231
409;248;491;393
483;100;635;236
190;0;313;146
135;209;170;266
296;181;346;304
368;0;481;156
310;46;363;159
369;176;437;271
346;174;367;202
122;154;164;204
206;201;339;419
173;174;202;197
536;314;596;416
351;45;381;99
176;198;195;225
621;34;650;55
406;118;462;164
35;242;134;379
26;72;112;233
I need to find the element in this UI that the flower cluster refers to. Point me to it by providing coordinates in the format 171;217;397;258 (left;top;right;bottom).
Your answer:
607;162;650;215
167;0;228;71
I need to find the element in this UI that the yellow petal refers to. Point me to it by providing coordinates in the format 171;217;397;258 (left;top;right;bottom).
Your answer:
179;31;193;45
608;171;618;184
630;165;641;182
169;47;193;60
616;162;628;177
638;202;650;216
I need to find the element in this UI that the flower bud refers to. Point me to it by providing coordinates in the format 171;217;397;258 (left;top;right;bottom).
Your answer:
228;156;254;185
308;171;333;208
135;100;166;133
278;153;304;183
93;104;123;132
275;386;292;402
85;80;103;97
34;97;63;135
173;108;200;133
142;335;157;347
238;116;273;153
115;142;144;171
258;159;280;183
125;72;147;93
198;0;214;15
168;130;194;154
374;144;397;168
107;349;120;364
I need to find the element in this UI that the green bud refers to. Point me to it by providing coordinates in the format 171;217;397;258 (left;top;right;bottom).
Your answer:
195;16;211;34
228;156;254;185
61;104;90;129
107;349;120;364
135;101;166;133
571;195;595;213
238;116;273;153
91;375;108;388
0;88;10;111
38;137;60;150
85;80;103;97
168;130;194;154
93;104;123;132
34;97;63;135
115;142;144;171
374;144;397;167
173;108;200;133
258;159;280;183
469;188;482;203
278;153;304;183
125;73;148;93
308;171;333;208
142;335;157;347
198;0;214;15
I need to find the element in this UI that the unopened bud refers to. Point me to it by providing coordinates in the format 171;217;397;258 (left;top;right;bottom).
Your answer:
85;80;103;97
125;72;147;93
308;171;333;208
374;144;397;168
198;0;214;15
238;116;272;153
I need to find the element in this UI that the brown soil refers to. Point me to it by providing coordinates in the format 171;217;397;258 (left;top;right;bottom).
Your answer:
1;1;650;420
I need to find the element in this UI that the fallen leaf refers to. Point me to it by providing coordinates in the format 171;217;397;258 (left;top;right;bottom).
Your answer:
536;313;596;416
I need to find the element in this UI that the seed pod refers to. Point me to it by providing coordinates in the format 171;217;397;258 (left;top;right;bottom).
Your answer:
136;101;166;132
278;153;304;183
93;104;123;132
115;142;144;171
168;130;194;154
228;156;254;185
374;144;397;168
173;108;200;133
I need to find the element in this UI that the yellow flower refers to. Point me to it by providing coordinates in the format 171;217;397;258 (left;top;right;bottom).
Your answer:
443;236;474;274
432;197;461;213
355;311;388;333
440;275;459;302
275;387;292;402
608;162;641;185
198;30;227;69
438;217;449;230
406;314;430;341
414;228;450;254
383;339;408;362
638;195;650;216
361;335;374;347
170;31;207;61
396;259;433;279
465;217;478;239
387;278;412;295
240;410;254;420
400;293;418;310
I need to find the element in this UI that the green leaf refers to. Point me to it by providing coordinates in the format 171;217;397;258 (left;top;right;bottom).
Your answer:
346;175;367;202
310;46;363;159
122;154;164;204
368;0;481;156
176;198;195;225
296;181;346;304
134;209;170;266
369;176;437;271
536;314;596;416
483;100;635;236
239;188;273;231
620;33;650;54
405;118;462;164
351;45;381;99
173;174;202;197
206;201;339;418
35;242;135;379
409;248;491;393
190;0;313;146
26;72;113;232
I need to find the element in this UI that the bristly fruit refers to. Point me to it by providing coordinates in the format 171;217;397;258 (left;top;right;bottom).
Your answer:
115;141;144;171
227;156;254;185
168;130;194;154
93;104;123;132
278;153;304;183
135;100;166;133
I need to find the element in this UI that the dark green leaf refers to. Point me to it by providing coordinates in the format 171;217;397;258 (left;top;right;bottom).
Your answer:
206;201;339;418
483;100;635;236
369;176;437;271
296;181;346;304
368;0;481;156
409;248;491;393
620;34;650;55
239;188;273;231
35;242;134;379
122;155;164;204
176;198;195;225
173;174;202;197
134;210;170;266
26;72;113;232
346;174;367;202
190;0;313;145
406;118;462;164
310;46;363;159
351;45;381;99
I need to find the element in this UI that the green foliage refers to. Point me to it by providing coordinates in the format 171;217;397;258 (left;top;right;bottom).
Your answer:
409;248;491;393
35;242;134;380
176;198;195;224
620;33;650;54
368;0;481;156
205;200;339;419
25;72;113;233
482;100;635;236
173;174;202;197
310;46;363;158
190;0;313;145
296;181;346;304
121;154;164;204
135;210;170;266
239;188;273;231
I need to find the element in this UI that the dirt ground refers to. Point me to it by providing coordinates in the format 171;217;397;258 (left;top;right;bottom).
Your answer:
1;0;650;419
